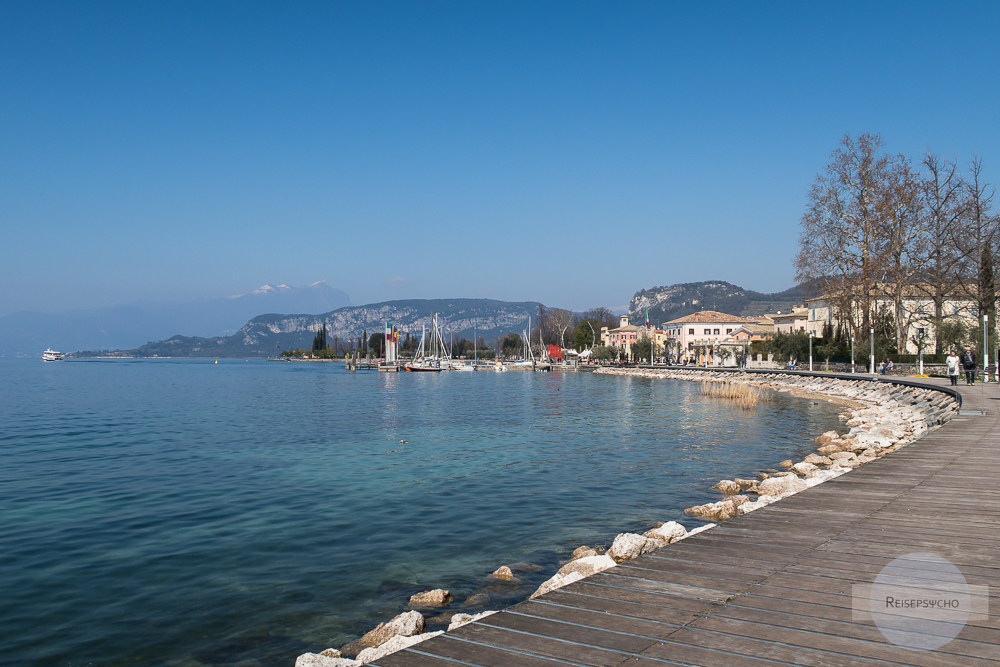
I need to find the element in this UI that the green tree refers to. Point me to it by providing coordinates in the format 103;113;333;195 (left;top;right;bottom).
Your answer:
312;324;328;353
574;318;601;351
765;331;810;364
592;344;619;361
936;318;971;354
368;332;384;356
500;332;522;359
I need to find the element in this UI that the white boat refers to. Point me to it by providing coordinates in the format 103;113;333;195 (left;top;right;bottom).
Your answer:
405;314;451;372
41;348;64;361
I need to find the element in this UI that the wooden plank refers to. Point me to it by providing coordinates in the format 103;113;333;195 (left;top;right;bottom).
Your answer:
434;621;630;665
531;588;702;626
686;615;990;667
381;634;580;667
555;579;724;615
589;571;737;602
479;609;659;653
503;600;680;639
369;648;467;666
645;628;896;667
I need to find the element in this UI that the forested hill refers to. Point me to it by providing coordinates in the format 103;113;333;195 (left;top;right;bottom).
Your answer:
628;281;805;324
108;298;543;357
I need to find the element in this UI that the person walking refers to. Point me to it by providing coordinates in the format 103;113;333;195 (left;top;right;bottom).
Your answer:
962;346;977;385
946;349;961;386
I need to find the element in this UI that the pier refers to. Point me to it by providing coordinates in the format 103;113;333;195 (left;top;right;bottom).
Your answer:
371;375;1000;666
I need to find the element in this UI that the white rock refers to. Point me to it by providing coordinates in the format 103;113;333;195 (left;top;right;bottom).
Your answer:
295;654;359;667
757;475;807;497
675;523;716;541
737;500;768;514
530;555;617;598
530;570;584;599
711;479;742;494
792;461;818;474
408;589;450;607
355;631;444;664
447;610;497;630
644;521;687;544
558;554;617;578
608;532;661;562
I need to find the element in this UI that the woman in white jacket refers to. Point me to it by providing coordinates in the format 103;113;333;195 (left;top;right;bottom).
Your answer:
945;350;960;386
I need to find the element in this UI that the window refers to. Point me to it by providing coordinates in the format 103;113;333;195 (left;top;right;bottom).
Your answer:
704;328;711;335
713;329;720;335
726;328;732;334
688;328;695;335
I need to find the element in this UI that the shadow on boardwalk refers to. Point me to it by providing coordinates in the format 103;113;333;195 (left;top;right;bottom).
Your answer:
372;376;1000;667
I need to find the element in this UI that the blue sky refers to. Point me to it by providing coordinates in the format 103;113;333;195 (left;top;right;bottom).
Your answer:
3;1;998;316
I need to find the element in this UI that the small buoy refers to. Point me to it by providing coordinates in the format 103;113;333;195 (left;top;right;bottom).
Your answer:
399;440;408;444
214;360;218;364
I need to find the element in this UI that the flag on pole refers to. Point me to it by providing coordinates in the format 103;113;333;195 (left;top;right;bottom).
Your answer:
645;308;649;328
386;322;392;340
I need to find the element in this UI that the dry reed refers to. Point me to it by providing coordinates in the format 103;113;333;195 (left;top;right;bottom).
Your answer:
699;380;771;410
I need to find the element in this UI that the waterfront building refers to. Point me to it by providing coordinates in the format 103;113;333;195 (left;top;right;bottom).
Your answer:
768;306;810;334
804;286;978;354
663;310;767;364
600;315;667;361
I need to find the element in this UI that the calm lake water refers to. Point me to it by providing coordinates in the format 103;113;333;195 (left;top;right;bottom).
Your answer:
1;359;844;666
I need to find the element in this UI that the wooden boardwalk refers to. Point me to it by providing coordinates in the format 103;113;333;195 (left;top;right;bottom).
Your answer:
371;377;1000;666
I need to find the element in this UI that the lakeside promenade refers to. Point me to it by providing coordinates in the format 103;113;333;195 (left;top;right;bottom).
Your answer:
371;374;999;666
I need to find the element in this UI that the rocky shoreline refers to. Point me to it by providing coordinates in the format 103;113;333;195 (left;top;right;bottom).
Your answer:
295;369;959;667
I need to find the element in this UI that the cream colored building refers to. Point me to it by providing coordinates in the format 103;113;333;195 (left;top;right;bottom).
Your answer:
768;306;809;334
663;310;768;363
804;290;977;354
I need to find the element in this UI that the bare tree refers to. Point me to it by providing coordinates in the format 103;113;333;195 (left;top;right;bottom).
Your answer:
953;158;999;356
795;133;910;342
545;308;574;347
915;153;967;353
878;152;922;351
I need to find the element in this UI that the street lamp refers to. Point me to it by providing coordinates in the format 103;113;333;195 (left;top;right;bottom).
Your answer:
809;331;814;372
850;336;855;374
983;314;989;383
870;327;875;378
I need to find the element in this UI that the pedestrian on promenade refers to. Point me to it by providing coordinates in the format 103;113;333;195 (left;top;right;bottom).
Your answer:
946;349;960;386
962;346;977;385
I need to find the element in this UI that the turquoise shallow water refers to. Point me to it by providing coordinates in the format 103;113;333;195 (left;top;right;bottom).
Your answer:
0;359;844;665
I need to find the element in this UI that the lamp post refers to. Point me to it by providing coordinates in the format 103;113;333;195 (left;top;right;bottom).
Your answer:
870;327;875;378
983;314;989;383
850;336;855;374
809;331;814;372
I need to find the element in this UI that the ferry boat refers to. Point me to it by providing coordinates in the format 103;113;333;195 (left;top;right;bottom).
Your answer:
41;348;64;361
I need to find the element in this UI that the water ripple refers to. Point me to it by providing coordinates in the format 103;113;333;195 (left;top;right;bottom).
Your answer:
0;359;843;665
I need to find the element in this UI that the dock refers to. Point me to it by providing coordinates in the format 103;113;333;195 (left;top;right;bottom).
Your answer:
371;375;1000;666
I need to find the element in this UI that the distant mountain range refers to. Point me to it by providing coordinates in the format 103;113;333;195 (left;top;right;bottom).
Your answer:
627;281;806;324
111;299;543;357
4;279;807;358
0;282;349;357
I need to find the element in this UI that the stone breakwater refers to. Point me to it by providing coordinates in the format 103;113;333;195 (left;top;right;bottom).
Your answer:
294;369;959;667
